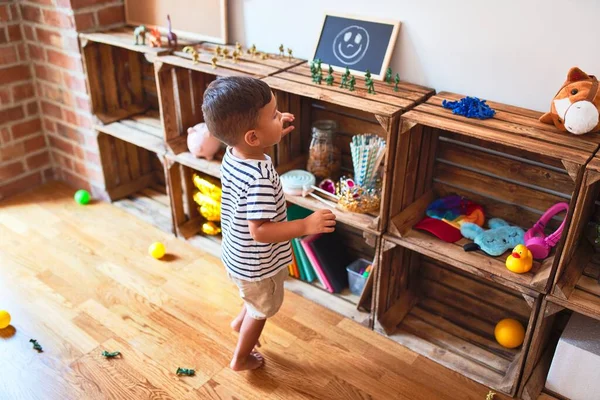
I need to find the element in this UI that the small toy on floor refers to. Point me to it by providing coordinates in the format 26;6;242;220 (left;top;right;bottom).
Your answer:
176;367;195;376
74;189;91;205
0;310;11;329
148;242;166;259
442;96;496;119
486;391;496;400
30;339;43;352
101;350;121;358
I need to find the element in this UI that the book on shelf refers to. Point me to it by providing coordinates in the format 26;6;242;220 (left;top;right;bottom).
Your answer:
308;232;350;294
300;234;332;291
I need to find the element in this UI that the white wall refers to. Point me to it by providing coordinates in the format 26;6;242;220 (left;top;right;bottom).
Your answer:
228;0;599;112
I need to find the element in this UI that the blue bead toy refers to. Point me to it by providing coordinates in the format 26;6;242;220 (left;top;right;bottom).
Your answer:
442;96;496;120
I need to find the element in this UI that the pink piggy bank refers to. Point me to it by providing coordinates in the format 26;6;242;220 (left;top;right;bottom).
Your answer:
187;123;221;160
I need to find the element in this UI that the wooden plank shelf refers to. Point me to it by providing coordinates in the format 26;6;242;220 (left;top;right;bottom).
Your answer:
387;229;552;296
375;240;540;397
284;277;370;326
195;42;306;72
285;192;379;235
79;27;197;55
95;110;166;154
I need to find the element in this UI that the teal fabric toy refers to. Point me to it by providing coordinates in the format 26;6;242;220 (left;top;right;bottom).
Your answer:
461;218;525;256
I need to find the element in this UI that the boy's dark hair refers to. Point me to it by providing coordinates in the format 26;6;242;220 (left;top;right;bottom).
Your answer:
202;76;272;146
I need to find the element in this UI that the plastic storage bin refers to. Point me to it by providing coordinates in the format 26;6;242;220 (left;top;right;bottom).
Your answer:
346;258;371;296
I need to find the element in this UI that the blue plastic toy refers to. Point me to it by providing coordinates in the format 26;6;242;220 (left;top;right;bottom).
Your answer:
461;218;524;256
442;97;496;120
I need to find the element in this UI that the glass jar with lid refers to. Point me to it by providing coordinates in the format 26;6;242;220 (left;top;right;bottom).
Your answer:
306;120;342;180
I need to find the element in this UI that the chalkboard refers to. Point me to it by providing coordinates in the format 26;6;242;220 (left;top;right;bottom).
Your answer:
312;14;400;80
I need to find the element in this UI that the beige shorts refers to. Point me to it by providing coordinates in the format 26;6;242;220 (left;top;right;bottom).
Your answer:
228;267;287;320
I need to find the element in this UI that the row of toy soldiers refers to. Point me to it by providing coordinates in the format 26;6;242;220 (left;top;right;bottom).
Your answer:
310;61;402;94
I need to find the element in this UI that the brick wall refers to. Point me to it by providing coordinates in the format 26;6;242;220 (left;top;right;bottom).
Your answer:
19;0;125;200
0;0;125;201
0;0;52;200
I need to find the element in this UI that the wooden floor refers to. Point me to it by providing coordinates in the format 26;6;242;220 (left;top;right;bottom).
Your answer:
0;182;512;400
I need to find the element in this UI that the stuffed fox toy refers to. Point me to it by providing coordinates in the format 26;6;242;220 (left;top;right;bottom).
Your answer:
540;67;600;135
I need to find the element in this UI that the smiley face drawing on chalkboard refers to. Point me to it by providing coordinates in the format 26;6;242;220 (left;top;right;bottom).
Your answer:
332;25;370;65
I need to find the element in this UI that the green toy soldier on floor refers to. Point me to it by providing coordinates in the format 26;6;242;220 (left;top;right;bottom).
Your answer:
316;59;322;74
366;77;376;94
279;44;285;57
348;75;356;91
326;66;334;86
364;69;372;80
394;73;400;92
344;66;350;78
385;67;393;84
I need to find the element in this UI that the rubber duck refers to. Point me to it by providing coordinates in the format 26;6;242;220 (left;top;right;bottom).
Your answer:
506;244;533;274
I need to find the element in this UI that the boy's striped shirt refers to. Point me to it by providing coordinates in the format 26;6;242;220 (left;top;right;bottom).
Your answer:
219;147;292;281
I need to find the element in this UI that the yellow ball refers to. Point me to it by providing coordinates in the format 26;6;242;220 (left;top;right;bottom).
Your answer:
0;310;11;329
148;242;166;259
494;318;525;349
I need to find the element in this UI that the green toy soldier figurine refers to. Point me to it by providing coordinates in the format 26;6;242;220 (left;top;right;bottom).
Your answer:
365;69;372;80
279;44;285;57
344;66;350;78
325;72;334;86
328;65;334;75
394;73;400;92
340;73;348;89
316;59;322;73
385;67;393;84
366;77;376;94
316;71;323;85
349;75;356;91
287;48;293;61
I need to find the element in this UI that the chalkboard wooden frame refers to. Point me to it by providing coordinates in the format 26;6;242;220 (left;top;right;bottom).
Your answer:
311;13;400;81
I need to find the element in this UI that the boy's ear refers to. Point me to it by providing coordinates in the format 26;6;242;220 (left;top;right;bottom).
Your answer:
244;129;261;147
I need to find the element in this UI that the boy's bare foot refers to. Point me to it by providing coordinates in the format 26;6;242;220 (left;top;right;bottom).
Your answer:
230;351;264;371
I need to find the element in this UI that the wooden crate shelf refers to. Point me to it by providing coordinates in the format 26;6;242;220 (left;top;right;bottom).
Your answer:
375;237;541;396
97;132;173;233
265;67;434;234
154;47;300;158
552;156;600;321
518;298;572;400
387;91;600;295
286;222;377;326
165;157;222;258
79;27;191;125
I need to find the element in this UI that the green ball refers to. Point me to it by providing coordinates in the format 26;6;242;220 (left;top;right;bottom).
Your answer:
74;189;91;205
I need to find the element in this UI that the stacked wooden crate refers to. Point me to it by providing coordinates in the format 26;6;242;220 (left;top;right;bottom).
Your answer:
376;91;600;396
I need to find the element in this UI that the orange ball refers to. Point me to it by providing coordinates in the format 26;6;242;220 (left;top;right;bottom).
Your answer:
494;318;525;349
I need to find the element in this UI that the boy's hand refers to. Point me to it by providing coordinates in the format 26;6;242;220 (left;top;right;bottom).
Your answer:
282;112;295;136
303;209;336;235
